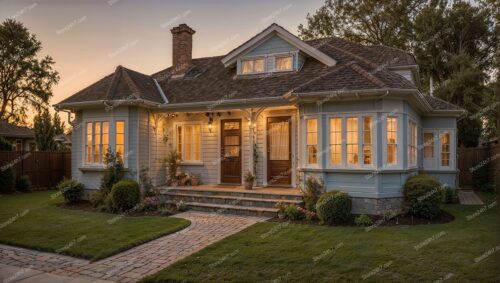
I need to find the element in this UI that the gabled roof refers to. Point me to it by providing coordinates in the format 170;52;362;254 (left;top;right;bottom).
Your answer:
423;95;463;111
0;121;34;139
56;66;166;107
221;23;337;67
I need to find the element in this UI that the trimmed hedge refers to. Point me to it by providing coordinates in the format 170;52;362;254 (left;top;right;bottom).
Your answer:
16;175;31;192
57;179;85;203
316;191;352;224
403;174;442;219
109;179;141;212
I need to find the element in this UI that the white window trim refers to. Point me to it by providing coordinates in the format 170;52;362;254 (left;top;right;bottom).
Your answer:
301;115;321;169
438;130;454;170
421;128;456;171
238;51;298;75
240;57;266;75
81;117;129;168
382;114;403;170
325;113;376;170
173;121;204;165
274;54;294;72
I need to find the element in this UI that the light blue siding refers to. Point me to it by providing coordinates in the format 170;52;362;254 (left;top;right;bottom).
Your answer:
245;35;297;56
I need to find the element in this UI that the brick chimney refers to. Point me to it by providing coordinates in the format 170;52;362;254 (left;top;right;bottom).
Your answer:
171;24;195;76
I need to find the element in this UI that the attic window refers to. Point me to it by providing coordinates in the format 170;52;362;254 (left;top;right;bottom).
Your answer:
242;58;265;74
275;55;293;71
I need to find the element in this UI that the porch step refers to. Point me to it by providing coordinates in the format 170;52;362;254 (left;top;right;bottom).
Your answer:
164;192;303;209
164;188;303;201
160;186;304;217
168;201;278;217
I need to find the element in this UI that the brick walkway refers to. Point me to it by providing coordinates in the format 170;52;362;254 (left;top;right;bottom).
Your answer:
458;190;484;205
0;212;267;283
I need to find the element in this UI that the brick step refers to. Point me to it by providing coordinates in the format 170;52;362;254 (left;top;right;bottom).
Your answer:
163;192;303;209
163;188;303;201
167;201;278;217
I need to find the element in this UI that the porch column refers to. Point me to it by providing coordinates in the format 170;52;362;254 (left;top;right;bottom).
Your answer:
241;108;265;180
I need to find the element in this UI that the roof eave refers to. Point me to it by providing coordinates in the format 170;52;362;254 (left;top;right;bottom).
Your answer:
54;99;163;111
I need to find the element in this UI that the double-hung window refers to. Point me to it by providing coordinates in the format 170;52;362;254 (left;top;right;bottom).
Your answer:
115;121;124;158
177;124;201;162
329;118;342;165
241;58;265;74
441;132;450;167
386;117;398;165
363;117;373;165
408;121;417;167
346;117;358;165
424;133;434;159
85;121;109;164
306;119;318;165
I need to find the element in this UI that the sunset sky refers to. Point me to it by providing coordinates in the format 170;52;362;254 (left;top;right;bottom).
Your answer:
0;0;323;122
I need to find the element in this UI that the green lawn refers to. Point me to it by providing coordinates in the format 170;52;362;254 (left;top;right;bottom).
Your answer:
0;191;190;261
143;192;500;283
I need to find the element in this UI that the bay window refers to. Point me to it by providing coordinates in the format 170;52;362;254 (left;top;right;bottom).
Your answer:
346;117;358;165
329;118;342;165
177;124;201;162
363;117;372;165
242;58;265;74
424;132;434;158
85;121;109;164
408;121;417;167
441;132;450;167
306;119;318;164
115;121;124;158
386;117;398;165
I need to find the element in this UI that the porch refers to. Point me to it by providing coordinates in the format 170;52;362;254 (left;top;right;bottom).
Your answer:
158;184;303;217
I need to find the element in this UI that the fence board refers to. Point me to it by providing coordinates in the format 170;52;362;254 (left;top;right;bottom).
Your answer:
458;144;499;189
0;151;71;189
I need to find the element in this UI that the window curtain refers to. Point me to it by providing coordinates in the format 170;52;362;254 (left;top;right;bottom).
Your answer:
269;121;289;160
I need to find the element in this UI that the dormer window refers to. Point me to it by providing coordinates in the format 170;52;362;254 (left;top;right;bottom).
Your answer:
242;58;265;74
275;55;293;71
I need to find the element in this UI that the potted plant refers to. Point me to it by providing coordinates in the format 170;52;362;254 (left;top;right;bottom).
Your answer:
190;174;201;186
177;172;188;186
244;171;255;190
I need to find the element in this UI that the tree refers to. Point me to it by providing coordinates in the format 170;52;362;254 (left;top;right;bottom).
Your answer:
0;19;59;124
298;0;426;49
33;110;64;151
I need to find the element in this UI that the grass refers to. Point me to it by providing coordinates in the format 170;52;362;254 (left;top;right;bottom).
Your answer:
143;192;500;283
0;190;190;261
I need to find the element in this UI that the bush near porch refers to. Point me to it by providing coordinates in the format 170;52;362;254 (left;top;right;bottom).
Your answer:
142;192;499;282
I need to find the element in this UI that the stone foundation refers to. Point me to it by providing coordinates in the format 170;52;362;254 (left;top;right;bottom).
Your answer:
351;197;404;215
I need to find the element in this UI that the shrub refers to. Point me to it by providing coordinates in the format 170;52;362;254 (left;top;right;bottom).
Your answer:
176;201;188;212
472;161;490;191
90;190;106;208
57;179;85;204
316;191;352;224
100;150;125;194
165;150;181;185
0;167;16;193
0;136;12;151
140;196;161;212
403;174;442;219
442;187;458;204
355;214;373;227
109;179;141;212
139;166;155;197
298;206;316;222
383;209;397;221
15;175;31;191
284;204;303;221
302;176;323;212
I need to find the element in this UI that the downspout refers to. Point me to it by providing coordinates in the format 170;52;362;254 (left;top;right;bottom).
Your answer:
147;111;151;180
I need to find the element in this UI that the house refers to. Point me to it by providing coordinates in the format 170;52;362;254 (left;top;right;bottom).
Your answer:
55;23;464;215
0;121;36;151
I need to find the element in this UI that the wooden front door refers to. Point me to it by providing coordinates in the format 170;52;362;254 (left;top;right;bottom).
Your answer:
220;119;242;184
267;116;292;186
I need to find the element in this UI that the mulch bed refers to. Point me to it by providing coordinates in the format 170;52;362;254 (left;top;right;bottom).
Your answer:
268;210;455;227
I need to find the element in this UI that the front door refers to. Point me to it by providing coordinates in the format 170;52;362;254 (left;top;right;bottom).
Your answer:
220;119;242;184
267;116;292;186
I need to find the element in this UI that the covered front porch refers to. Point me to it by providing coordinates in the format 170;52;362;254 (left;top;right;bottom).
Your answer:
149;104;300;189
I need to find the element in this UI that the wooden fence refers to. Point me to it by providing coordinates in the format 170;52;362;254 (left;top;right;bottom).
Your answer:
457;144;500;189
0;151;71;189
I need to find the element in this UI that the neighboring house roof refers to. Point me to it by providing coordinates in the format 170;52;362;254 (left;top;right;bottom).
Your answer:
0;121;34;139
57;66;166;105
54;134;72;144
55;23;462;115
